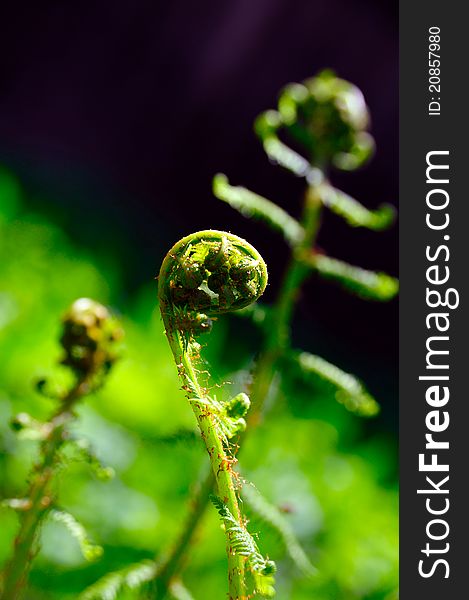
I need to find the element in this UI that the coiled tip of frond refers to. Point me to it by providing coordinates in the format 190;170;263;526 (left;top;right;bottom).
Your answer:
158;231;268;329
60;298;123;376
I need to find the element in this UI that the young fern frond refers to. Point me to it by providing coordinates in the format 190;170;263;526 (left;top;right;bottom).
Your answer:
213;173;304;247
1;299;122;600
321;186;395;231
241;484;316;578
286;351;379;417
68;437;115;481
254;111;319;180
80;560;158;600
158;230;271;599
210;495;276;598
49;509;103;562
303;253;399;301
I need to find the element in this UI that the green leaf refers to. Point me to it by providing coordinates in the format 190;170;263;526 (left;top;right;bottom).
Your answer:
288;351;380;417
49;509;103;562
210;494;276;597
80;560;158;600
213;174;304;247
306;254;399;301
321;186;395;230
242;483;316;577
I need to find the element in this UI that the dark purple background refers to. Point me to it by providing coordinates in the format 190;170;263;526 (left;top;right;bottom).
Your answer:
0;0;398;420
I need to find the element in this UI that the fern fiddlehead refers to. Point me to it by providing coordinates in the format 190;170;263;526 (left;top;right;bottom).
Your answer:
1;299;122;600
158;231;270;599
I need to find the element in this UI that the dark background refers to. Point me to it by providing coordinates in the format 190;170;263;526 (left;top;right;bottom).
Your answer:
0;0;398;424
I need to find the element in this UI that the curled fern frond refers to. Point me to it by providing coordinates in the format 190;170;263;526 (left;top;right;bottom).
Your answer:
287;351;380;417
80;560;158;600
159;231;268;598
213;174;304;247
49;509;103;562
256;70;374;173
210;494;276;597
242;484;316;578
68;437;115;481
303;253;399;301
321;186;395;230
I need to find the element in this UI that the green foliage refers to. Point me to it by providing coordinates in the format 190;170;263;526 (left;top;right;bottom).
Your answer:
213;174;304;247
320;186;395;231
0;67;398;600
241;483;316;578
286;351;380;417
80;560;157;600
49;509;103;562
210;495;276;598
304;254;398;301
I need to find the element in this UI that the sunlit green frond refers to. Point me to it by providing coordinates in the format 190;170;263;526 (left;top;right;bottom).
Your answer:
305;254;398;301
49;509;103;562
288;351;380;417
242;483;316;577
213;174;304;247
80;560;158;600
321;186;395;230
210;494;276;597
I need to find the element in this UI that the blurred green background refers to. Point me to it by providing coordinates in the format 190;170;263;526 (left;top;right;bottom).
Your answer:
0;163;397;600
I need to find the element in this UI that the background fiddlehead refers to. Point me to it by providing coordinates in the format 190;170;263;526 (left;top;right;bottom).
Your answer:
157;231;272;599
1;299;122;600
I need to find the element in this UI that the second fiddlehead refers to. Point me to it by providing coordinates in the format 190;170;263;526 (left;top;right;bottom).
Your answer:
157;230;273;599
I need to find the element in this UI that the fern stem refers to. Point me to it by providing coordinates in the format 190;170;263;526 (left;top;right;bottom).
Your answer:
160;325;247;599
1;377;88;600
248;184;323;421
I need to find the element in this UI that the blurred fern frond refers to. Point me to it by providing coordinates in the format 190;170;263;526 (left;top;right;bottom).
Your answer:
49;509;103;562
322;186;395;230
213;174;304;247
303;253;398;301
286;351;380;417
242;483;316;577
80;560;158;600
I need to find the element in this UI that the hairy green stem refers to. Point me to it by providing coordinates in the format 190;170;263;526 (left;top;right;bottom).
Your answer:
164;329;246;599
1;377;88;600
